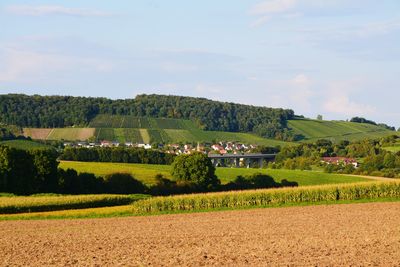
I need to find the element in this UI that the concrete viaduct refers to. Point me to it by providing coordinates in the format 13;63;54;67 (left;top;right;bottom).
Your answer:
208;153;276;168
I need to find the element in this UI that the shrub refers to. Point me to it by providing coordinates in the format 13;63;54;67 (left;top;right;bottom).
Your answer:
171;152;220;190
103;173;147;194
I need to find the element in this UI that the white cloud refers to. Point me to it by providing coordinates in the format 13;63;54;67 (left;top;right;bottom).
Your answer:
323;96;376;116
249;0;298;27
291;74;310;86
5;5;112;17
250;0;297;15
0;47;114;83
250;16;271;28
322;79;376;116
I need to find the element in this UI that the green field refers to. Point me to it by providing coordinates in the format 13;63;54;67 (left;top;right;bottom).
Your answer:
89;115;188;129
59;161;371;186
0;140;52;150
288;119;393;142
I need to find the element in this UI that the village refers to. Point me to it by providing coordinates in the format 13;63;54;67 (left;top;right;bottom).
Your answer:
62;140;258;156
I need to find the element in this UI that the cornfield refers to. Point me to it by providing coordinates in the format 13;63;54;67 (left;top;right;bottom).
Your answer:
132;181;400;214
0;194;148;214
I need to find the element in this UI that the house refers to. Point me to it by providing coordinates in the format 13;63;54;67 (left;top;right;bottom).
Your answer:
101;140;112;147
321;157;358;167
137;143;152;149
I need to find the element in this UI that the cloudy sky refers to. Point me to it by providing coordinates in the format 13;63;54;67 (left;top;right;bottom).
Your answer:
0;0;399;127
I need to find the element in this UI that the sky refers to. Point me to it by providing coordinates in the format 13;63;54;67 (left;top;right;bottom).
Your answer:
0;0;399;127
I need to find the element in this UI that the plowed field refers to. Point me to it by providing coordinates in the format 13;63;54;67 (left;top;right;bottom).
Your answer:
1;202;399;266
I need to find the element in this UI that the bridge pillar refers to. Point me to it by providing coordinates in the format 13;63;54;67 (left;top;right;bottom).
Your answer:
259;158;263;168
235;158;240;168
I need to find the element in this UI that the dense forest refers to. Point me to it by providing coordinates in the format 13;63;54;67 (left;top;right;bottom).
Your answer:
0;94;295;140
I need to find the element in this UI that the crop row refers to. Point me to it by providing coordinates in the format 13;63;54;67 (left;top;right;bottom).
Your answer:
131;181;400;213
89;115;189;129
0;194;148;214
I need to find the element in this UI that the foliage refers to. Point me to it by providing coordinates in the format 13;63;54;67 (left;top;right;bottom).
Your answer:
350;117;377;125
171;152;220;189
224;173;298;190
60;147;175;165
103;173;147;194
132;181;400;214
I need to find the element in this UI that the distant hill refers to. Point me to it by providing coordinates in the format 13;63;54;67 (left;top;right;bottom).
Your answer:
2;94;396;144
0;94;294;140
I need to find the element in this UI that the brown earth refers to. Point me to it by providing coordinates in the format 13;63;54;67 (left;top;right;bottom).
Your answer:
23;128;52;140
1;202;399;266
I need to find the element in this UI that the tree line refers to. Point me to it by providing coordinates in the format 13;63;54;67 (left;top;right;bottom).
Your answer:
60;147;176;165
0;94;295;140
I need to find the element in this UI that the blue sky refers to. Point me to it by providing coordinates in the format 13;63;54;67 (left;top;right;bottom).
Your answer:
0;0;399;127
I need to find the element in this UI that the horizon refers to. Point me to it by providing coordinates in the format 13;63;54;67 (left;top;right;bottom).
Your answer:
0;1;399;127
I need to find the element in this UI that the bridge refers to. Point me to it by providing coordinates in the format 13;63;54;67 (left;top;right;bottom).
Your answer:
208;153;276;168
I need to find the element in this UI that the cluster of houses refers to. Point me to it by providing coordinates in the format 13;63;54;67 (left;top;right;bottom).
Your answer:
321;157;359;168
63;141;151;149
63;141;258;155
165;142;257;155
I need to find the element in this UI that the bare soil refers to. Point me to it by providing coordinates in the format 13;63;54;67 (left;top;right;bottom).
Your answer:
1;202;399;266
22;128;52;140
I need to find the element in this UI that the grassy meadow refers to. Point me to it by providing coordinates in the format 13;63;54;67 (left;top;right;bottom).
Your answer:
59;161;371;186
0;140;53;150
288;119;393;142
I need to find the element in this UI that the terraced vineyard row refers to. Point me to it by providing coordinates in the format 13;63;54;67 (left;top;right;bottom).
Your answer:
288;119;393;142
89;115;191;129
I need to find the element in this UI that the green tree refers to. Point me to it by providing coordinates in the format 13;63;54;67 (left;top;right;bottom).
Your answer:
171;152;220;189
31;149;59;192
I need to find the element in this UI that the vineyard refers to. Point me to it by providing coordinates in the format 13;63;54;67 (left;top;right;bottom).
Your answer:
21;115;395;145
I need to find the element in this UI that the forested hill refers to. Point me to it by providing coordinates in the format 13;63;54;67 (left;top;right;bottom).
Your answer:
0;94;295;139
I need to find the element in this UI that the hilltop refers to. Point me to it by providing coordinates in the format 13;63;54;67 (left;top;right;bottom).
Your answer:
0;94;396;145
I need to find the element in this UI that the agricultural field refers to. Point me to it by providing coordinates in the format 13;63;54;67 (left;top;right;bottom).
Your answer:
288;119;394;142
132;181;400;213
0;194;147;214
47;128;95;141
23;128;52;140
1;202;399;265
24;128;96;141
22;116;396;145
0;140;52;150
89;115;189;129
59;161;371;186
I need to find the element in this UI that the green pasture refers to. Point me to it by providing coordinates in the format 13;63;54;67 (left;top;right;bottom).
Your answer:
0;140;52;150
59;161;371;186
288;119;393;142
